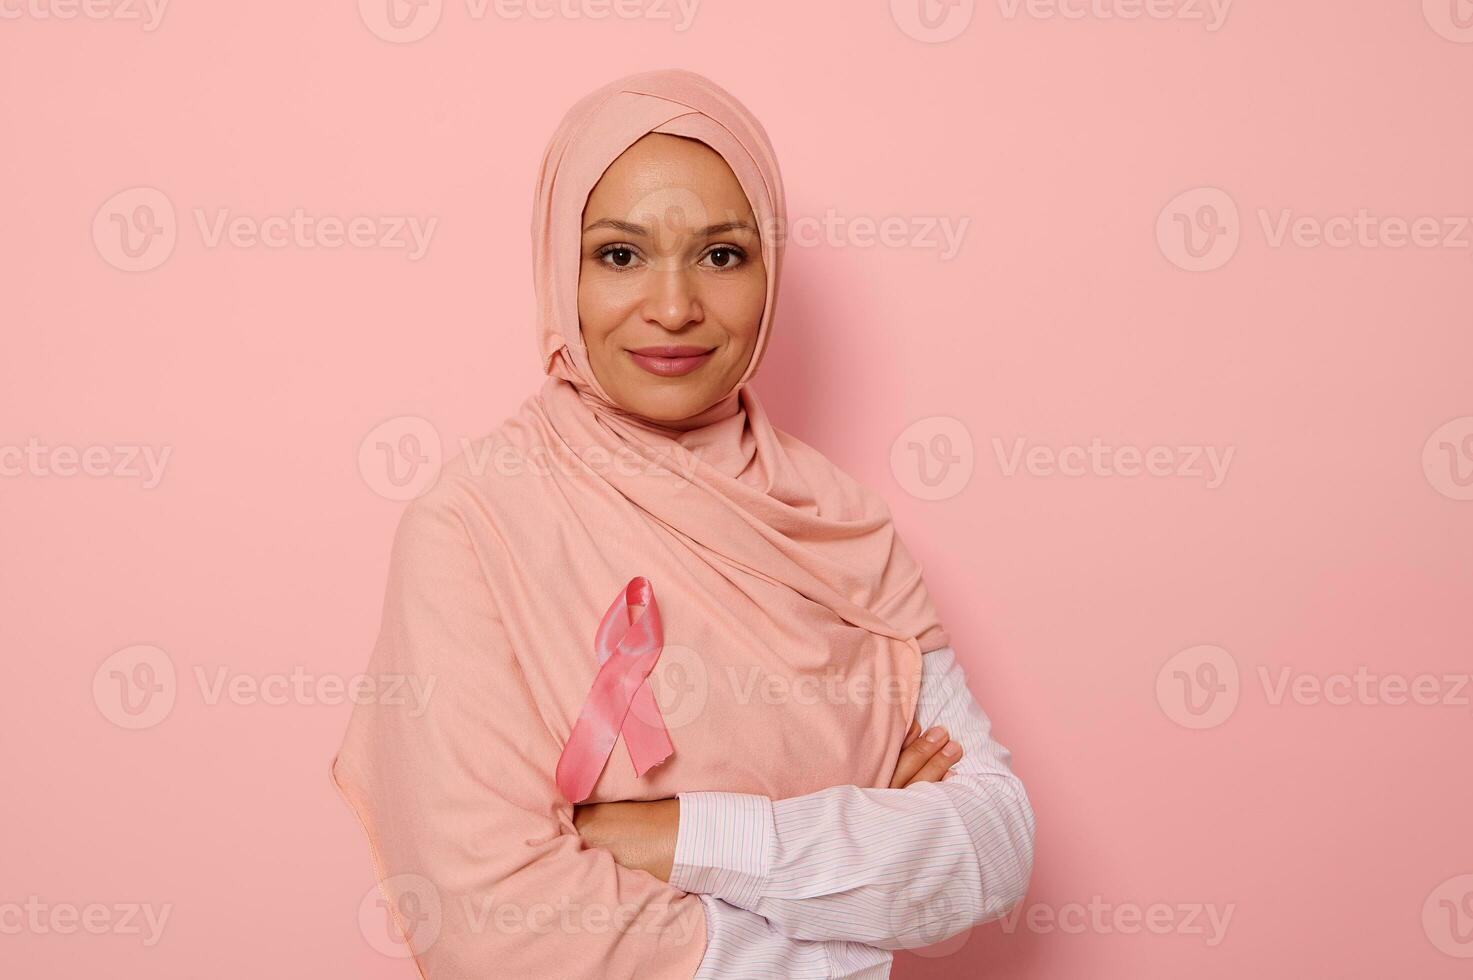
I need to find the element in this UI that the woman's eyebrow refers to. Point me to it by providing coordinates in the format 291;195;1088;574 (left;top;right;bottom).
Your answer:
582;217;757;236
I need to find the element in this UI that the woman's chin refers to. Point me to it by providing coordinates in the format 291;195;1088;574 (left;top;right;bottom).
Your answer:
613;380;722;424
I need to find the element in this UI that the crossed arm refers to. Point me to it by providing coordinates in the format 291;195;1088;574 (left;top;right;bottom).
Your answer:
571;712;967;881
575;646;1037;976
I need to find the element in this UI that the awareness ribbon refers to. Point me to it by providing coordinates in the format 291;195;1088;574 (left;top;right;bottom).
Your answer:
555;576;674;804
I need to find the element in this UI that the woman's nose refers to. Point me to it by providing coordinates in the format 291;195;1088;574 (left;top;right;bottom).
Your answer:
641;266;703;331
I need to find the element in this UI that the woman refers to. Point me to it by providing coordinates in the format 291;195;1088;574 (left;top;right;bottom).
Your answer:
332;68;1035;979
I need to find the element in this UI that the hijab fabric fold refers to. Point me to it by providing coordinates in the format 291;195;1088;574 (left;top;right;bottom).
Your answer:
332;68;950;980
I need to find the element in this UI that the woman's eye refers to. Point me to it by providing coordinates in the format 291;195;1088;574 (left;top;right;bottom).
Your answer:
597;244;745;270
598;245;637;269
703;246;745;269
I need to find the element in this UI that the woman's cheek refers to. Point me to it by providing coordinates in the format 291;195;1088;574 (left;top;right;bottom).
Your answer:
704;273;765;335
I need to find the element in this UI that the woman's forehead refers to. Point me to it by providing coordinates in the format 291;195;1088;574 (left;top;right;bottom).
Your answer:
582;133;756;226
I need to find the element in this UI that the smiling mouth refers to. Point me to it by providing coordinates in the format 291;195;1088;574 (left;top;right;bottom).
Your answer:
626;345;716;377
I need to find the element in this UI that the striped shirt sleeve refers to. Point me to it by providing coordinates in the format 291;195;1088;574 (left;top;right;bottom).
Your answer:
673;645;1036;950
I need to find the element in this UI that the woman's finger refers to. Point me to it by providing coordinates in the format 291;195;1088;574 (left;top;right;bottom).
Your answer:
889;725;949;788
889;722;925;787
905;740;963;786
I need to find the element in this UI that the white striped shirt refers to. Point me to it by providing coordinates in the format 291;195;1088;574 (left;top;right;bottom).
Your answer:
672;646;1036;979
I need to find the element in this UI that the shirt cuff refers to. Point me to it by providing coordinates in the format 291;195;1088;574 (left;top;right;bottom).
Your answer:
670;791;773;910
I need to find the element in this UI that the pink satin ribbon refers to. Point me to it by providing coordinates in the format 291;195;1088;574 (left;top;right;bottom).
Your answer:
555;576;674;804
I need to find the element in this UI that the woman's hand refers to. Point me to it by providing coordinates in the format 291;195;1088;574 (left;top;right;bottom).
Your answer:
889;720;963;788
572;798;680;883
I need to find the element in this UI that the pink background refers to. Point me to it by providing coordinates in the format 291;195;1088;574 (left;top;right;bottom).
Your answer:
3;1;1471;977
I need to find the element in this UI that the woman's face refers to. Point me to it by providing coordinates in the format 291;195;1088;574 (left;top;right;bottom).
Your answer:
578;133;767;425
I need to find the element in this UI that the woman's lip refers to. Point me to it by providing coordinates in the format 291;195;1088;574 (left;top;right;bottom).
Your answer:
628;346;713;357
626;348;715;377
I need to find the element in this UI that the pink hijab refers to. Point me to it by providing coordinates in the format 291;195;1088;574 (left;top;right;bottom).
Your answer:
333;68;950;979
